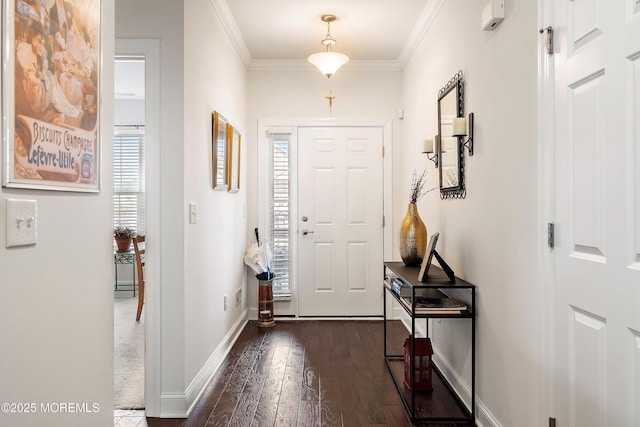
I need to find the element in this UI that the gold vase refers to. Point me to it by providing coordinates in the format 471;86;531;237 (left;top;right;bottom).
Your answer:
399;203;428;266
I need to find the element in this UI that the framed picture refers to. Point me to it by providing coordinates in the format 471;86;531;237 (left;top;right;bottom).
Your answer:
418;232;440;282
212;111;228;189
227;126;240;192
3;0;101;192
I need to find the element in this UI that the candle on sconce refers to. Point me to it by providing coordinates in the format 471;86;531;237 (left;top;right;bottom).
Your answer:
452;117;467;136
423;139;434;153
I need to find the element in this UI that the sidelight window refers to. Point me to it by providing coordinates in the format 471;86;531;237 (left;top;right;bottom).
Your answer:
269;134;291;298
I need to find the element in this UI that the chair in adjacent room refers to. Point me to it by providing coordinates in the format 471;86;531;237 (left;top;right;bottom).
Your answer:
132;235;146;321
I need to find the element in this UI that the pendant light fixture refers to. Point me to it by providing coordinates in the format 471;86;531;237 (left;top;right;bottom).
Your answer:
307;15;350;78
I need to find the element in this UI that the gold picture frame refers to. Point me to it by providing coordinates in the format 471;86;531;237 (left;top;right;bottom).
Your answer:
212;111;228;189
227;126;240;192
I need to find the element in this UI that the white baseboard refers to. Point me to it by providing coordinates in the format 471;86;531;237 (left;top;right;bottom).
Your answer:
159;311;248;418
432;351;502;427
158;392;187;418
158;310;502;426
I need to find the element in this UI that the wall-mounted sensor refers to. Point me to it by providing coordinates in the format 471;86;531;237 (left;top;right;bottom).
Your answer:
482;0;505;31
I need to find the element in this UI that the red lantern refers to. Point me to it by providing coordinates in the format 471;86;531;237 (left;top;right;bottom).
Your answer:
403;336;433;391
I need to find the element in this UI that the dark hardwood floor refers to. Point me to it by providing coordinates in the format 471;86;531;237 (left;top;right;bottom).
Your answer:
138;320;474;427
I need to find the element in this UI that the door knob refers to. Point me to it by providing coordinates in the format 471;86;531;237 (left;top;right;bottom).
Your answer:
302;229;314;236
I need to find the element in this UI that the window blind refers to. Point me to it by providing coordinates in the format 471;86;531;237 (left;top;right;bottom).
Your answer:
270;135;291;297
113;128;145;235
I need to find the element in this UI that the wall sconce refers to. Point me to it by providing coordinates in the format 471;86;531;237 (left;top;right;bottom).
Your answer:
422;136;439;167
452;112;475;156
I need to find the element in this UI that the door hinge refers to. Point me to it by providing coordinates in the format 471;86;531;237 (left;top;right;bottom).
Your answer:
382;215;385;227
547;223;555;249
549;417;556;427
382;146;385;158
539;26;554;54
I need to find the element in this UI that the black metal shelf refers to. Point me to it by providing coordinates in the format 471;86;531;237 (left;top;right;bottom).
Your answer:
383;261;476;424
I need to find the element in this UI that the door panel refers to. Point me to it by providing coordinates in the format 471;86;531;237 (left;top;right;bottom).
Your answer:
298;127;383;316
553;0;640;425
568;307;607;427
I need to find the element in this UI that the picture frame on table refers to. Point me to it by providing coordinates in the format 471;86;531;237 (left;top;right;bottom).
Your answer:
227;126;240;192
418;232;440;282
212;111;228;189
3;0;102;192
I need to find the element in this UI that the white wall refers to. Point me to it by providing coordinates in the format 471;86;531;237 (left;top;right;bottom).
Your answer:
401;1;540;425
115;0;248;416
115;0;187;414
183;0;248;389
0;1;115;426
246;68;403;315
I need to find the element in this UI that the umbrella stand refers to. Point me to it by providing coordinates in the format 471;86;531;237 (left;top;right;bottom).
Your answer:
257;275;275;328
244;228;276;328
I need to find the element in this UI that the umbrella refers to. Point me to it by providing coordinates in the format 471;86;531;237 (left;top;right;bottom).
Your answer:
243;228;274;281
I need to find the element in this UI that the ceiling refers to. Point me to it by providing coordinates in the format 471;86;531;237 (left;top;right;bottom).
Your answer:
225;0;430;61
115;0;431;99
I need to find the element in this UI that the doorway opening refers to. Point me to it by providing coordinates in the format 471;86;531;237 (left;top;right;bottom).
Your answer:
113;57;145;411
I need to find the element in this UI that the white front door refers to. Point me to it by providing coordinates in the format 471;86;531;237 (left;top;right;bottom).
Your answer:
552;1;640;425
297;127;384;316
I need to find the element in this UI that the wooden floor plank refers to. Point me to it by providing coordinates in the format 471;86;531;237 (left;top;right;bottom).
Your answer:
145;320;476;427
274;340;304;426
319;376;343;427
251;330;292;427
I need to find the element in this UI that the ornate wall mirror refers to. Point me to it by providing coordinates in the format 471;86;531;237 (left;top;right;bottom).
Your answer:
438;71;465;199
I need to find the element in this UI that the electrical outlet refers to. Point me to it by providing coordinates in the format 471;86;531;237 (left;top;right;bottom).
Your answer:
235;289;242;307
223;295;228;311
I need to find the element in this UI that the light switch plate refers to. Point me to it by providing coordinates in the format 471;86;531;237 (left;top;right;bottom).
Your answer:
6;198;37;247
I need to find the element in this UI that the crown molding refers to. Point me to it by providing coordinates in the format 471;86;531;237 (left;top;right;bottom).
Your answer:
248;59;403;72
398;0;446;69
209;0;253;68
210;0;444;72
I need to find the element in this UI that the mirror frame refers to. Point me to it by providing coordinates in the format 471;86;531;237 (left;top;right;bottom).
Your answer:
437;71;465;199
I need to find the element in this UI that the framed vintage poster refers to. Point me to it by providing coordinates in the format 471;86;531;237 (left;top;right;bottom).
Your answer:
212;111;228;189
3;0;101;192
227;125;240;192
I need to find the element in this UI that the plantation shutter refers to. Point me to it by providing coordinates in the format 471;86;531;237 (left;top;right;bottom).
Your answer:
270;134;291;297
113;127;145;235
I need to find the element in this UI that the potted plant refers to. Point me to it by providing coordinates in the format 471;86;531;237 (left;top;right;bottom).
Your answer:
114;226;135;252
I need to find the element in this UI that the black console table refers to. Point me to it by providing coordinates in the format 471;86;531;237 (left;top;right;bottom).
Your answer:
383;261;475;424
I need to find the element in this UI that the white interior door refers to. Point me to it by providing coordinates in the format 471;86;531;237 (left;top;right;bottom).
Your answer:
552;1;640;425
297;126;384;316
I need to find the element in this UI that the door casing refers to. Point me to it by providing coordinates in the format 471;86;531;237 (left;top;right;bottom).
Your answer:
257;119;394;318
115;38;161;416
